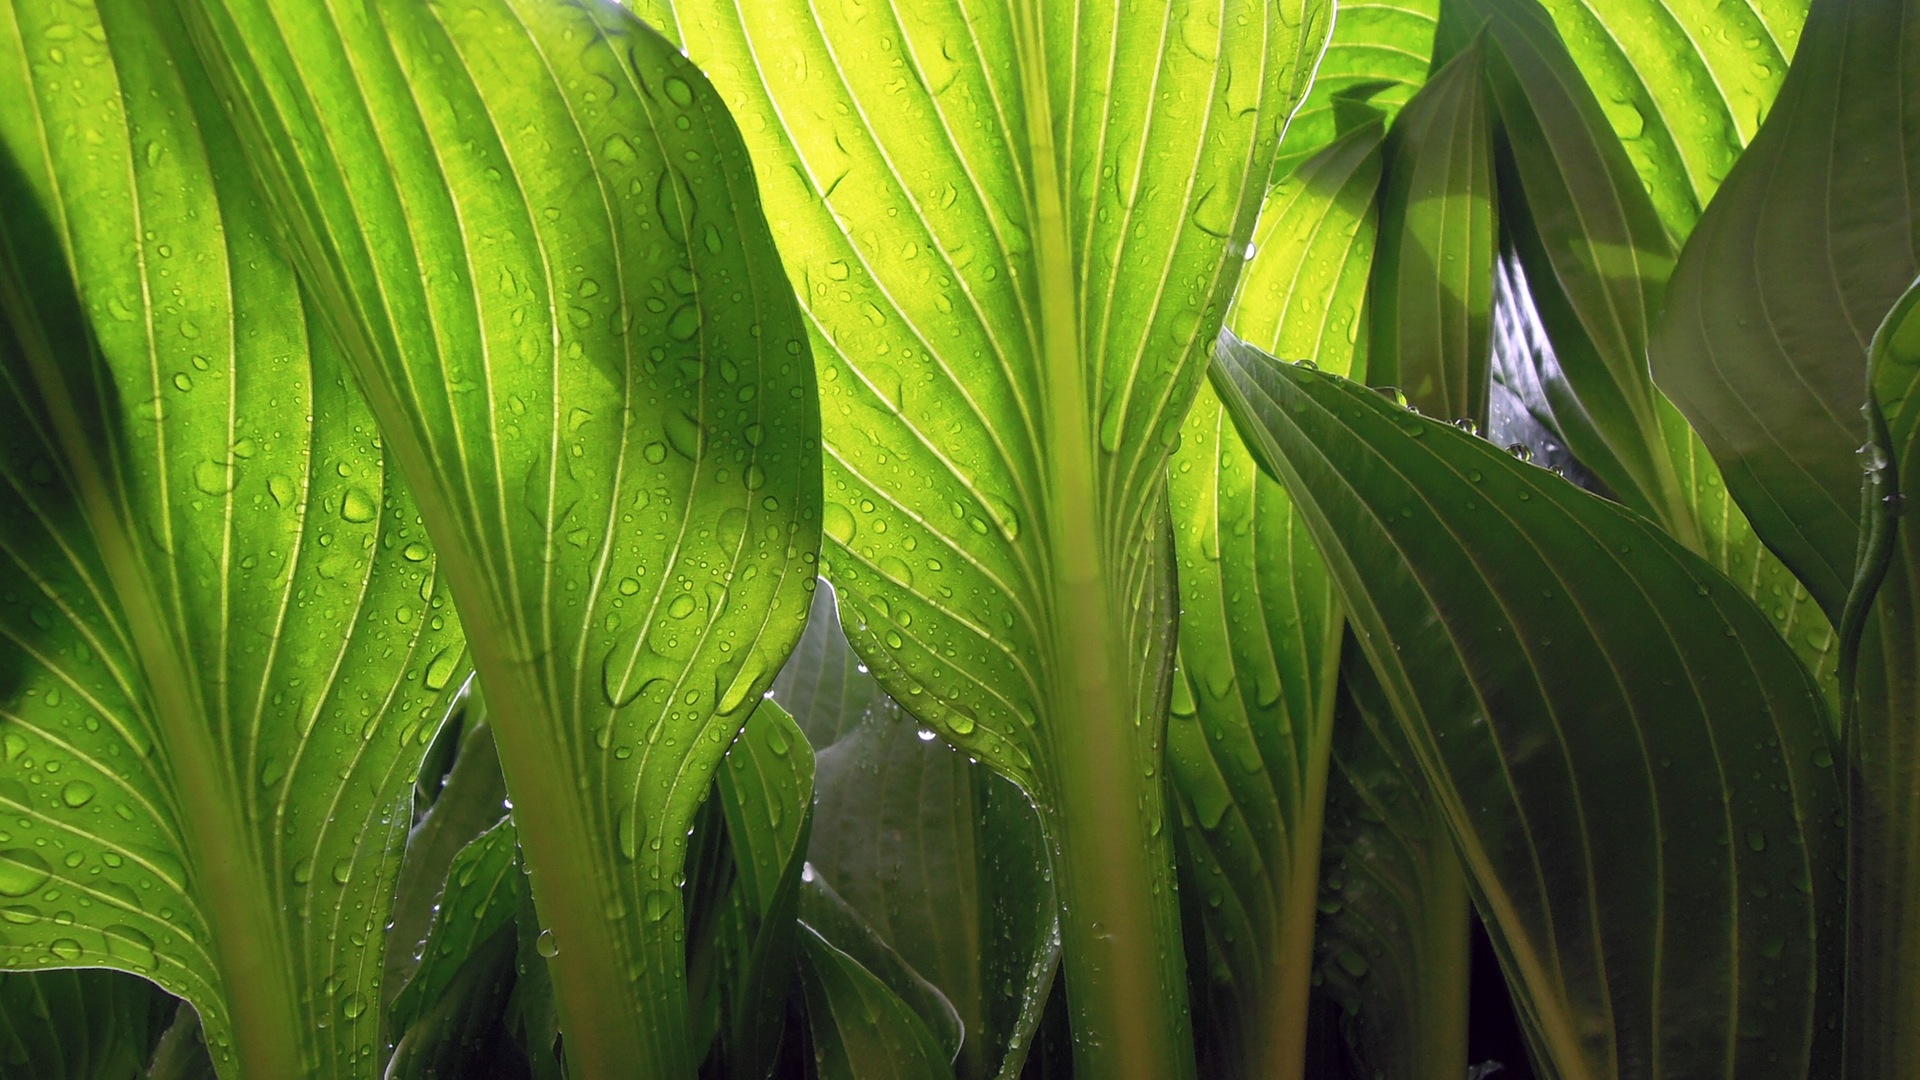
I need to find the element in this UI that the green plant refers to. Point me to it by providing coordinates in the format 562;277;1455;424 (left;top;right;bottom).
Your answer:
0;0;1915;1077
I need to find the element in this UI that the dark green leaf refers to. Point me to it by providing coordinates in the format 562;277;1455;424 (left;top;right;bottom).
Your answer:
1314;651;1470;1080
1649;0;1920;621
0;969;175;1080
798;924;955;1080
797;875;965;1065
1214;335;1845;1077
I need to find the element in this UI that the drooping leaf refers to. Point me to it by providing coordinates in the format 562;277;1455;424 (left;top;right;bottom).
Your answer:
1313;651;1470;1080
635;2;1328;1074
0;969;176;1080
1366;39;1496;421
797;924;955;1080
775;580;1056;1080
0;1;467;1073
1525;0;1807;238
174;1;821;1075
1213;335;1845;1078
1649;0;1920;622
1273;0;1440;177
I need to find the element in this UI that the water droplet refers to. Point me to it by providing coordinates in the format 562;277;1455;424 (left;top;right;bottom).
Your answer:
341;993;368;1019
536;928;560;957
668;594;697;619
268;475;294;507
105;924;155;970
617;804;640;862
1745;826;1767;852
192;460;234;496
663;75;694;107
331;858;352;885
291;859;313;885
823;502;856;544
402;541;430;562
667;303;701;340
423;648;459;691
643;889;673;922
48;938;82;961
1335;949;1369;978
60;781;94;808
340;488;377;523
0;850;52;896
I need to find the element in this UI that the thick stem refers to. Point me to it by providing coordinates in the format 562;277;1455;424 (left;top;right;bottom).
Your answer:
474;660;696;1080
1845;554;1920;1080
1411;839;1472;1079
1256;723;1334;1080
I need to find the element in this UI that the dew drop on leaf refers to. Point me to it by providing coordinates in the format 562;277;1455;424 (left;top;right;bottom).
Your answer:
59;781;94;808
0;849;52;896
340;488;377;523
643;889;673;923
48;938;82;961
536;928;560;957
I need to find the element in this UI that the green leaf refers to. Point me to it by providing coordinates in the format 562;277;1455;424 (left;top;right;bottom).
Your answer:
1524;0;1807;238
798;924;955;1080
1367;39;1497;421
1649;0;1920;622
1214;336;1845;1078
0;1;467;1073
172;1;822;1075
797;875;966;1067
808;698;1053;1080
1844;279;1920;1076
382;706;507;1018
1313;651;1470;1080
635;2;1328;1074
387;820;521;1047
776;581;1056;1080
0;969;176;1080
1465;0;1836;688
1272;0;1441;178
714;702;813;1080
1229;120;1386;371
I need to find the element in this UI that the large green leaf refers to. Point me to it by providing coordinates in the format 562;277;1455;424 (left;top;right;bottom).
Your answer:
0;969;178;1080
1272;0;1440;178
1213;336;1845;1078
798;924;954;1080
0;1;468;1074
1169;103;1379;1080
1313;653;1470;1080
1649;0;1920;622
1526;0;1806;239
1463;0;1836;689
635;2;1326;1074
1366;40;1496;422
775;583;1055;1080
172;1;821;1075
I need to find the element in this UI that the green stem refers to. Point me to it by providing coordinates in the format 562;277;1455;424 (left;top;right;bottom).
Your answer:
1412;838;1472;1079
473;661;696;1080
1013;8;1194;1075
1844;556;1920;1079
0;259;306;1080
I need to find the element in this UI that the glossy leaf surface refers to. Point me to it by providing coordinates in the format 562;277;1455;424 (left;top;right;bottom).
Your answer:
636;2;1328;1073
798;924;953;1080
1214;335;1845;1078
174;1;821;1075
1650;0;1920;620
1273;0;1439;177
777;584;1055;1080
0;0;466;1072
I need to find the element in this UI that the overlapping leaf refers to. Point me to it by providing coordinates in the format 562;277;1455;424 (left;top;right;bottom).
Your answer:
0;969;178;1080
776;584;1055;1080
0;0;468;1073
173;1;821;1074
1526;0;1806;238
635;2;1327;1073
1649;0;1920;624
1273;0;1440;177
1214;336;1845;1078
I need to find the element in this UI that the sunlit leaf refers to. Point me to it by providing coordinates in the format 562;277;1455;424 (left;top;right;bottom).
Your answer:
1273;0;1440;177
635;2;1328;1073
0;1;467;1072
174;0;821;1073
